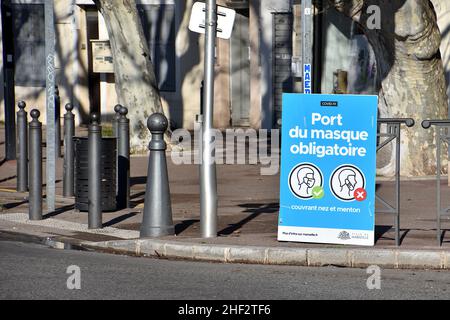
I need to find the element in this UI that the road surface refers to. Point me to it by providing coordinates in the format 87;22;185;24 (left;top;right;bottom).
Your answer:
0;240;449;300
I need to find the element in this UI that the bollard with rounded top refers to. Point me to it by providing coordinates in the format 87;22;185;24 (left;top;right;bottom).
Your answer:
55;86;62;158
17;101;28;192
88;112;102;229
140;113;174;238
29;109;42;220
112;104;122;137
117;106;130;209
63;103;75;197
113;104;122;196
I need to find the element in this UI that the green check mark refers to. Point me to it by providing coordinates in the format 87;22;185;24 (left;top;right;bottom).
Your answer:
312;186;324;199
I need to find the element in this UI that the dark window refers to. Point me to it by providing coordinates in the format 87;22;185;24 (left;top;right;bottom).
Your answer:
137;4;176;92
11;4;45;87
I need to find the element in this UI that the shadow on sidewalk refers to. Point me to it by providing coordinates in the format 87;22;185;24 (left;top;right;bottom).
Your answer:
130;191;146;207
175;219;199;235
218;203;279;236
375;225;410;245
0;174;16;183
104;212;138;228
130;176;147;187
43;204;75;219
0;158;7;167
3;198;28;210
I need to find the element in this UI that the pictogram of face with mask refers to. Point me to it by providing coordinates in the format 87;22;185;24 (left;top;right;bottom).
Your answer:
330;165;365;201
288;163;323;199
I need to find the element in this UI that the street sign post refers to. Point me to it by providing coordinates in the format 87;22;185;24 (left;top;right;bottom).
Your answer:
188;1;235;238
199;0;218;238
278;94;378;246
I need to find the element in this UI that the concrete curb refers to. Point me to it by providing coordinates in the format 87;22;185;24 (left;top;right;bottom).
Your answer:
82;238;450;270
2;227;449;270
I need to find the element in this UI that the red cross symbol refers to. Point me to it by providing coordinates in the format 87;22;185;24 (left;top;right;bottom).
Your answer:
354;188;367;201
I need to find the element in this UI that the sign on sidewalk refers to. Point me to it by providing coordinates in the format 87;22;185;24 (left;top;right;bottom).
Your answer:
278;94;378;246
188;1;236;40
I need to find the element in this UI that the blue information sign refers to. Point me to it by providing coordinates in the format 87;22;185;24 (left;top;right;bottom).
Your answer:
278;94;378;246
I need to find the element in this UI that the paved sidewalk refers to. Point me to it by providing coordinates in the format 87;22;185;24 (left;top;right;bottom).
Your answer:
0;127;450;269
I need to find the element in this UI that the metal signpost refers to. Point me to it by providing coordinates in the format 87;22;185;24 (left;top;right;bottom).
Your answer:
45;0;56;212
302;0;313;94
200;0;218;238
189;1;235;238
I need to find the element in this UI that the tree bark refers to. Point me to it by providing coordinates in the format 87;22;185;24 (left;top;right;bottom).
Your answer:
94;0;163;153
330;0;448;176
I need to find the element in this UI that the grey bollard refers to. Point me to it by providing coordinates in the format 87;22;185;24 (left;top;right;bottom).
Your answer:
112;104;122;138
55;86;62;158
88;113;102;229
140;113;174;238
28;109;42;220
63;103;75;197
16;101;28;192
117;106;130;209
113;104;122;196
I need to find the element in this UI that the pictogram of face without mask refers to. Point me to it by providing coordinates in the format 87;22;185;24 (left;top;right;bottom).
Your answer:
289;163;323;199
330;165;365;201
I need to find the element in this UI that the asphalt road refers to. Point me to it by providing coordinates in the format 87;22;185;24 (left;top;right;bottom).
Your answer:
0;240;449;300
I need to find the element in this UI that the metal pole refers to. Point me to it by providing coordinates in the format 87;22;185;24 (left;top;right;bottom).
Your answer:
1;0;16;161
200;0;218;238
437;129;442;246
28;109;42;220
395;124;400;246
63;103;75;197
45;0;56;212
16;101;28;192
140;113;174;237
55;85;62;158
88;113;102;229
117;106;130;209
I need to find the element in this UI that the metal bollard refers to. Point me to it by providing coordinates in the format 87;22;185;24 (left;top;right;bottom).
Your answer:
117;106;130;209
112;104;122;138
55;86;62;158
88;112;102;229
113;104;122;197
140;113;174;238
63;103;75;197
28;109;42;220
16;101;28;192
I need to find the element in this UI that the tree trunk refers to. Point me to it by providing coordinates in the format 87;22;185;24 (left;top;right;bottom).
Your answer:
94;0;163;153
330;0;448;176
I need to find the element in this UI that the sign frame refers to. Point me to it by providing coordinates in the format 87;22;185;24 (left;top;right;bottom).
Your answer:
188;1;236;40
278;93;378;246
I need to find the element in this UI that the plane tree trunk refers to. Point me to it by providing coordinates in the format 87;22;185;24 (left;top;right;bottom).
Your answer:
330;0;448;176
94;0;163;153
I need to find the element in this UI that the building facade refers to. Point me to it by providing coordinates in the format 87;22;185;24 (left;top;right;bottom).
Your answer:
1;0;450;133
0;0;299;131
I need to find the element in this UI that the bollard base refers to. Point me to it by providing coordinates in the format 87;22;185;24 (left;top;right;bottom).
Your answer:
88;224;103;230
140;225;175;238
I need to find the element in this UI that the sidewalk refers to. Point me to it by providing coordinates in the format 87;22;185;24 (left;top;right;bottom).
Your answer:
0;127;450;269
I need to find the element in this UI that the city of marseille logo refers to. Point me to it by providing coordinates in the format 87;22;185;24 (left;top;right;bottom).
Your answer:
338;231;351;240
